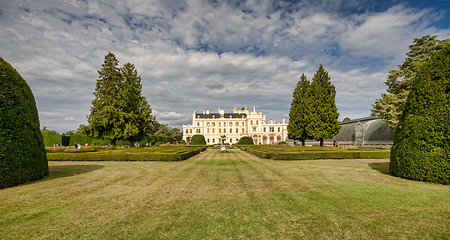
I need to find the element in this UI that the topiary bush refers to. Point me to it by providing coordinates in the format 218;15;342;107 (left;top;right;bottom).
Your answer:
390;45;450;185
190;134;206;145
0;58;48;188
237;136;254;145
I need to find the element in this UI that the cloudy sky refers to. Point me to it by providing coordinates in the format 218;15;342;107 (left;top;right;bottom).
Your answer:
1;0;450;132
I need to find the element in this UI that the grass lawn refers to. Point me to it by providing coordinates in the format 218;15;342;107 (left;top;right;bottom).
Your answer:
1;149;449;239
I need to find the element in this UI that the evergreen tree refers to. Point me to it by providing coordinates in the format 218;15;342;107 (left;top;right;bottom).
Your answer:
88;52;124;146
288;73;310;146
306;65;340;146
372;35;450;128
121;62;155;147
390;45;450;185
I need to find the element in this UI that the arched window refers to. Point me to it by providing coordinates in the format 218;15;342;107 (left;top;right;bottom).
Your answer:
207;122;210;127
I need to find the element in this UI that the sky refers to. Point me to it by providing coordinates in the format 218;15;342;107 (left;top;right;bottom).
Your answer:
1;0;450;133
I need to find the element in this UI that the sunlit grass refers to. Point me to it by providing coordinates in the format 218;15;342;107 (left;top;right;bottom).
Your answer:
1;149;449;239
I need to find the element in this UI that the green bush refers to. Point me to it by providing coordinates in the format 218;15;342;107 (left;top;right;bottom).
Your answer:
43;134;62;147
237;136;254;145
190;134;206;145
390;45;450;185
239;145;390;160
47;146;206;161
0;58;48;188
277;141;288;145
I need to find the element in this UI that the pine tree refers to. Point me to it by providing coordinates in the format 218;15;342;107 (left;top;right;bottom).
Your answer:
372;35;450;128
121;62;155;147
88;52;124;146
306;65;340;146
288;73;310;146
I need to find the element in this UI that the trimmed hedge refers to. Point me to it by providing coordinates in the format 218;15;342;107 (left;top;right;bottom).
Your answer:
390;45;450;185
190;134;206;145
237;136;254;145
239;145;390;160
47;146;206;161
0;58;48;188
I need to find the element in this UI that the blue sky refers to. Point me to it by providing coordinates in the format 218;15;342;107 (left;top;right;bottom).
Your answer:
1;0;449;132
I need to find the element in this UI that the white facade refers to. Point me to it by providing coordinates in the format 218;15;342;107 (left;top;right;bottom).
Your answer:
183;107;288;145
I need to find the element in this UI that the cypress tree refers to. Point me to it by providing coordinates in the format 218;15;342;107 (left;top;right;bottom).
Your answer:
288;73;310;146
306;65;341;146
390;45;450;185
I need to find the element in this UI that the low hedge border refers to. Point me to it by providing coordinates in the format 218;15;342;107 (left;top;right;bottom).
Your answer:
47;146;206;161
239;146;390;160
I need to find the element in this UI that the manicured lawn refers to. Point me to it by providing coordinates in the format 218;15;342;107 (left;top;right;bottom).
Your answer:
1;149;449;239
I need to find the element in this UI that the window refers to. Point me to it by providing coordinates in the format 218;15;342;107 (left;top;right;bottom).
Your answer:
270;127;274;132
207;139;210;143
251;120;253;125
263;127;266;132
212;122;215;127
242;128;245;133
196;129;200;133
278;127;281;132
236;138;239;142
190;129;192;133
242;122;244;126
219;129;221;133
256;120;259;125
219;122;221;127
230;139;232;143
207;129;210;133
213;139;215;143
186;129;189;133
223;122;226;126
207;122;210;127
235;129;238;133
223;129;226;133
197;122;199;126
235;122;239;127
212;129;215;133
253;127;256;131
229;122;232;127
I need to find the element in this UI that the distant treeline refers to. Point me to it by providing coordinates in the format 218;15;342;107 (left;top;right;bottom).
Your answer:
43;133;177;147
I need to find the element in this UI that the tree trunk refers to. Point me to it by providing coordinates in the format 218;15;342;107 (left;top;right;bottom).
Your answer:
301;139;305;146
128;138;134;148
319;139;324;147
111;139;116;147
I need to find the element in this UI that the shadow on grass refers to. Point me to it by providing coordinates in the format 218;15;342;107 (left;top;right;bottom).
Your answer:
368;162;391;175
45;164;105;181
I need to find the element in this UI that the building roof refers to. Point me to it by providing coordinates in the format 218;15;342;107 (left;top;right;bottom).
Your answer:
196;113;247;119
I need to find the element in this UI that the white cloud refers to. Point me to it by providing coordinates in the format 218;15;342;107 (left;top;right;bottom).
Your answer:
1;0;449;132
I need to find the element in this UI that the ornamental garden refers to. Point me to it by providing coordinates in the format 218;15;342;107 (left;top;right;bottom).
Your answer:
0;38;449;239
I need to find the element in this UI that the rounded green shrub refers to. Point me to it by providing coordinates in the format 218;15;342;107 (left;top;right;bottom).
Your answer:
390;45;450;185
190;134;206;145
0;58;48;188
237;136;254;145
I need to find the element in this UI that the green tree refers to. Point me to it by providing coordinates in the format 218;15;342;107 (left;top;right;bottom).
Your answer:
306;65;341;146
121;62;155;147
237;136;254;145
288;73;310;146
1;57;48;188
390;45;450;185
88;52;124;146
372;35;450;128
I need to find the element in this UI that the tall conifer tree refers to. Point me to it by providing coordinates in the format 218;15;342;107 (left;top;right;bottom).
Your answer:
88;52;125;146
121;62;155;147
306;64;340;146
288;73;310;146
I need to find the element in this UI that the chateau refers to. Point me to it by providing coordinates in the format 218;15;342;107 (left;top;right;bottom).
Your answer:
183;107;288;145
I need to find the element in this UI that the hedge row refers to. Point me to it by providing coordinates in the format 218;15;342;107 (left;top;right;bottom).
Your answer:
47;146;206;161
43;134;177;147
239;146;390;160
